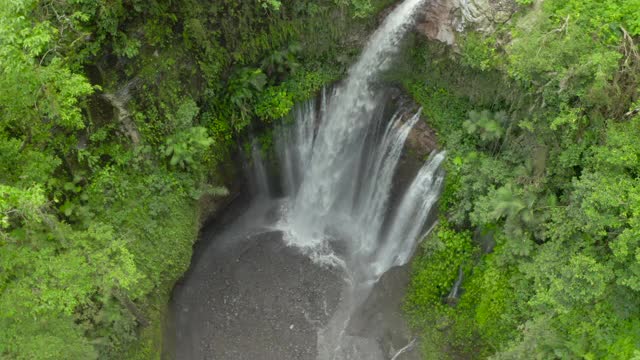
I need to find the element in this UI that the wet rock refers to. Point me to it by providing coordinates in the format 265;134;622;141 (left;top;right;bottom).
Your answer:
459;0;518;32
406;120;438;158
416;0;459;45
416;0;519;45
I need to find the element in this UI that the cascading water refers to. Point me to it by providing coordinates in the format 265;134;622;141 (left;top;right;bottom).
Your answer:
279;0;438;265
256;0;437;269
252;0;444;279
247;0;446;358
272;96;445;280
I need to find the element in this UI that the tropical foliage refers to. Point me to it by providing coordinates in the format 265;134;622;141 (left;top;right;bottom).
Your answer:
403;0;640;358
4;0;639;358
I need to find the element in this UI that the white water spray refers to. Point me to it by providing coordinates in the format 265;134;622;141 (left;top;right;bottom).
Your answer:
269;0;443;280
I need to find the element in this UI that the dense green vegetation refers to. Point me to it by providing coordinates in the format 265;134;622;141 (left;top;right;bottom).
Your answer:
4;0;640;358
402;0;640;358
0;0;392;358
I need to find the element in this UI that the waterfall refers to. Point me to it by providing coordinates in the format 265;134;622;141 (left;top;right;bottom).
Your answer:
287;0;433;246
248;0;445;357
372;151;445;275
254;0;444;281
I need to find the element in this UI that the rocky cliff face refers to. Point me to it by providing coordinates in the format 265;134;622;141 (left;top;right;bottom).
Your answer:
417;0;518;45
